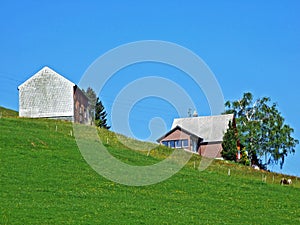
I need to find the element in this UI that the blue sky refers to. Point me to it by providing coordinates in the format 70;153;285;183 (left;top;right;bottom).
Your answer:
0;1;299;176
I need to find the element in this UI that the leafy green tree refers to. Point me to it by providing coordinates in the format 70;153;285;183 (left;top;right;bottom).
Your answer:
95;97;110;129
222;121;238;161
239;148;250;166
225;92;298;169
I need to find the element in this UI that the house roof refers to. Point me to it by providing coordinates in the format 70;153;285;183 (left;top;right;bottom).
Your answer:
171;114;234;142
18;66;75;90
156;114;234;143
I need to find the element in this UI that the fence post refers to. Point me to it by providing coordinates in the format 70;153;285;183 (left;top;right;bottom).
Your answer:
262;174;267;183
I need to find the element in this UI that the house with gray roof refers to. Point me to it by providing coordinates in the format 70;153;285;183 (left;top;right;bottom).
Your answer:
157;114;234;158
18;66;90;124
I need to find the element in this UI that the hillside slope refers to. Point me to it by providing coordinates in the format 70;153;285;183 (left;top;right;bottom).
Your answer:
0;106;18;117
0;117;299;224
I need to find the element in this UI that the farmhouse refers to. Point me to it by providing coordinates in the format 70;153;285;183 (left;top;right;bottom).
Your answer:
157;113;234;158
18;66;90;124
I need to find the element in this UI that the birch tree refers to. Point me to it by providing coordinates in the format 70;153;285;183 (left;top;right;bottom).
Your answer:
224;92;298;169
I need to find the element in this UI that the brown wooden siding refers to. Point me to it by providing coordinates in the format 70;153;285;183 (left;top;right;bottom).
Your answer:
73;86;89;124
160;129;190;141
199;142;223;158
159;127;224;158
159;129;192;151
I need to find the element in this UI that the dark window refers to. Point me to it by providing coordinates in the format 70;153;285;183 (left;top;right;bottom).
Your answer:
182;139;188;147
162;140;188;149
175;140;181;148
170;140;175;148
162;141;168;147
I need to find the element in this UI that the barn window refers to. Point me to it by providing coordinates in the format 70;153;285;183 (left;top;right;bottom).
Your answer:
84;109;87;119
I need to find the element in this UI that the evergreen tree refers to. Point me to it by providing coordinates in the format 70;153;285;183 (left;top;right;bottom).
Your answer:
95;97;110;129
222;121;238;161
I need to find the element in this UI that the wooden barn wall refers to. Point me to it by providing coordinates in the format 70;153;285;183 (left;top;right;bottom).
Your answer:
19;70;74;119
73;87;89;124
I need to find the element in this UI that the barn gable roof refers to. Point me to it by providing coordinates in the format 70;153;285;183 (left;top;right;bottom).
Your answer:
18;66;75;90
171;114;234;142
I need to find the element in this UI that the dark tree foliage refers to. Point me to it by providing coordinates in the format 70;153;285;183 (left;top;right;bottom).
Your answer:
95;97;110;129
224;92;298;169
222;121;238;161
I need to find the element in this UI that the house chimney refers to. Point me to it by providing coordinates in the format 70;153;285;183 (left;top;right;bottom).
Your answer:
192;110;198;117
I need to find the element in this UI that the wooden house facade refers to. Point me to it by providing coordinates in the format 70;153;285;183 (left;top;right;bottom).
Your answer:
157;114;235;158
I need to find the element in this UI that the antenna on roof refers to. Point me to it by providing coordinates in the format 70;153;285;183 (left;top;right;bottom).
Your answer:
188;108;192;117
193;110;198;117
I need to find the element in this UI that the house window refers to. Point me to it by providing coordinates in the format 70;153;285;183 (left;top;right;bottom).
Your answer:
161;139;189;149
170;140;175;148
175;140;181;148
162;141;168;147
182;139;188;147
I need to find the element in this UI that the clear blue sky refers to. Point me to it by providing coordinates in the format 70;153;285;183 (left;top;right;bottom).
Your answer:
0;1;299;176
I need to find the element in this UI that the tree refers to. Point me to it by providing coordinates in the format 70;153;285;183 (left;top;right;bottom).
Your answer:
222;121;238;161
83;87;97;122
239;148;250;166
224;92;298;169
95;97;110;129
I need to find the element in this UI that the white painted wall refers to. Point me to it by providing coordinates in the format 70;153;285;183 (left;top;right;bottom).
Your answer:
18;67;75;119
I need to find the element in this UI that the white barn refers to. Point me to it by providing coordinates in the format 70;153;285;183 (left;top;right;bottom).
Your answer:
18;66;90;124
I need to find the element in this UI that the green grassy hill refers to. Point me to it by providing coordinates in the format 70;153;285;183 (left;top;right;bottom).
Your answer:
0;106;18;117
1;116;299;224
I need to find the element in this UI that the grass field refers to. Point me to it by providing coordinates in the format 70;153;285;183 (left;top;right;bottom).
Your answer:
1;111;300;224
0;106;18;118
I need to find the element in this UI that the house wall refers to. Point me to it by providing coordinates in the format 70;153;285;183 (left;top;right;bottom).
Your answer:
19;68;74;119
160;129;190;141
159;129;192;151
199;142;223;158
159;128;224;158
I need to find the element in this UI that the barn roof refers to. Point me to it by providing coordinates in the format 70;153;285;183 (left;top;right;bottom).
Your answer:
170;114;234;142
18;66;75;90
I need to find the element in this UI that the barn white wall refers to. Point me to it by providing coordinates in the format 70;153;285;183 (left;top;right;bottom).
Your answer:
18;67;75;119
